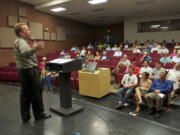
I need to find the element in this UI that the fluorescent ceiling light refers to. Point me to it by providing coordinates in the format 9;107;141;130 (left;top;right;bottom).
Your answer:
151;25;160;29
88;0;108;5
51;7;66;12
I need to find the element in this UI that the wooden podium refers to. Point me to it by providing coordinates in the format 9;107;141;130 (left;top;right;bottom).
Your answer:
79;68;110;98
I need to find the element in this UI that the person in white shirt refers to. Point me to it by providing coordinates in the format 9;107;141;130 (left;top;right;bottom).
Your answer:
132;45;141;54
151;44;159;53
115;67;138;109
172;51;180;63
112;44;118;51
113;47;122;57
158;44;169;55
80;46;86;56
140;61;152;75
167;63;180;97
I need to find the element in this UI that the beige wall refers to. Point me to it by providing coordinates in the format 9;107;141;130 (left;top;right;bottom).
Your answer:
124;15;180;43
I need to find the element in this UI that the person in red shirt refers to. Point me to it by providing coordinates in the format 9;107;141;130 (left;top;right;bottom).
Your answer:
126;61;140;75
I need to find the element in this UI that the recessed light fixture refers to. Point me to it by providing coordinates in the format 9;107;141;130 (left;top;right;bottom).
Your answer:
51;7;66;12
88;0;108;5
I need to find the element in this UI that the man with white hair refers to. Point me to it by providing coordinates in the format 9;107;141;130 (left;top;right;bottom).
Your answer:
118;54;131;66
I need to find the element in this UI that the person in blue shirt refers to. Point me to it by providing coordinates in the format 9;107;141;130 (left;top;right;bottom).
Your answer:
160;53;171;64
145;72;172;119
141;51;152;63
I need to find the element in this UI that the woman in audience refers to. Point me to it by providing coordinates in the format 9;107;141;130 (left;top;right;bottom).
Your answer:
160;53;171;64
80;46;86;57
85;50;94;60
131;72;152;115
126;61;140;75
39;57;47;71
169;49;177;58
94;51;101;60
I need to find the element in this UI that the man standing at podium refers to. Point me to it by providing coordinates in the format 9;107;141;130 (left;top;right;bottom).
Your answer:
13;23;51;122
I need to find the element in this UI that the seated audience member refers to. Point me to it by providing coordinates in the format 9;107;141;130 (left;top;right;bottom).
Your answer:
112;44;118;51
131;72;152;115
76;53;83;61
106;44;112;51
74;47;80;53
142;44;150;53
101;51;109;60
119;43;123;50
171;39;176;46
118;54;131;66
124;43;129;50
169;49;177;58
160;53;171;64
126;61;140;75
39;57;47;71
152;61;165;79
87;43;94;49
80;46;86;57
82;58;89;68
141;52;152;63
171;51;180;63
174;43;180;49
97;43;105;51
132;45;141;53
113;47;122;57
158;44;169;55
151;44;159;53
167;63;180;97
115;67;138;109
40;66;53;92
60;49;67;56
85;50;94;60
147;42;154;52
145;72;172;119
71;45;77;51
140;61;152;75
94;51;101;60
